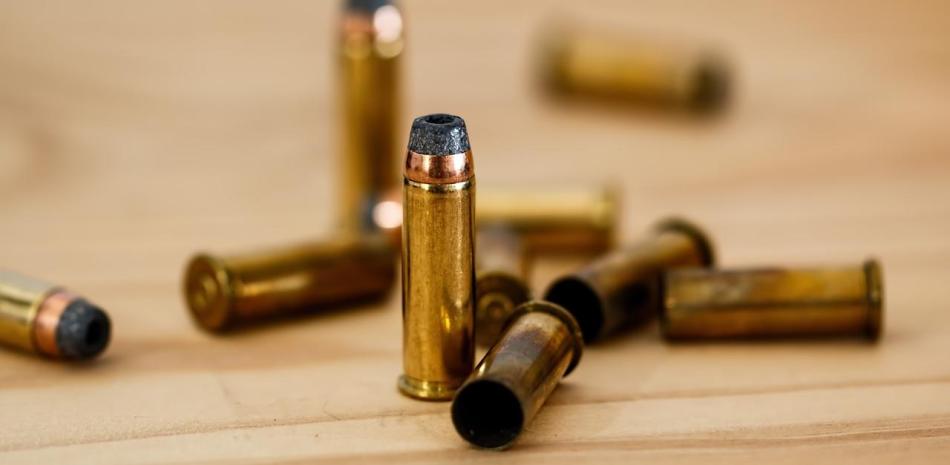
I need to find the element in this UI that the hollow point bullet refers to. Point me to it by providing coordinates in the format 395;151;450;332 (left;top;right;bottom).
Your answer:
545;217;715;343
452;300;583;449
538;24;731;112
475;226;531;347
339;0;404;234
0;270;111;361
183;235;396;332
661;260;884;341
399;113;476;401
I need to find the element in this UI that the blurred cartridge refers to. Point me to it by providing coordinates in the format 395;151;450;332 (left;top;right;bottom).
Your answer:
477;185;618;255
452;301;583;449
475;226;531;347
183;235;396;332
400;113;476;400
545;218;715;343
538;24;730;112
661;260;884;341
0;270;111;360
339;0;404;233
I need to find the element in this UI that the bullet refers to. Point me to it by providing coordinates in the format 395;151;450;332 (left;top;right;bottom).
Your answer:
661;260;884;341
399;113;476;401
452;300;583;449
183;235;396;332
475;226;531;347
0;270;111;360
339;0;404;234
538;24;731;112
544;218;715;343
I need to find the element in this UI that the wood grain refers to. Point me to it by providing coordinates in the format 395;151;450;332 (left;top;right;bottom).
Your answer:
1;0;949;463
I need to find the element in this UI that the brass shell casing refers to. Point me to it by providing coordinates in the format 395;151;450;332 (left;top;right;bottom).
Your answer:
539;25;730;112
452;301;583;449
544;218;715;343
0;271;51;352
339;0;404;233
475;227;531;347
661;260;884;341
183;235;396;332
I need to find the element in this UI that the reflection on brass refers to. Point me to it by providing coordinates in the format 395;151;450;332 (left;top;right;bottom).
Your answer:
661;260;884;341
399;114;476;401
538;23;731;112
545;217;715;343
0;270;111;360
452;301;583;449
475;226;531;347
339;0;404;234
183;235;396;332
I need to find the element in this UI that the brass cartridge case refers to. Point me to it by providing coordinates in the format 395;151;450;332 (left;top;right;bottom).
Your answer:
475;226;531;347
452;301;583;449
183;235;396;332
0;270;111;360
544;218;715;343
399;113;476;401
661;260;884;340
539;25;730;112
339;0;404;233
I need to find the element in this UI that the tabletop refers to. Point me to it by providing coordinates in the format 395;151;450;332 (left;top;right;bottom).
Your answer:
1;1;949;463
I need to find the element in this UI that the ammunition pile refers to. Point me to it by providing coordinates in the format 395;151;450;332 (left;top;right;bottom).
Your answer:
0;0;888;454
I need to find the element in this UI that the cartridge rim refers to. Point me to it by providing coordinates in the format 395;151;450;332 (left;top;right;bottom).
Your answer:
183;253;235;331
475;271;532;347
864;259;884;341
397;375;461;401
508;300;584;377
687;55;731;112
654;217;716;267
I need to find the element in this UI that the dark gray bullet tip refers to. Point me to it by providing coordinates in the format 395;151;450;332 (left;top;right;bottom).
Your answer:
408;113;471;156
56;299;111;360
345;0;391;13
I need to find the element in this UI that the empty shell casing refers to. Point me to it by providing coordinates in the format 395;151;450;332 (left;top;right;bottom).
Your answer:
661;260;884;340
0;270;111;360
399;114;476;401
183;235;396;332
545;218;715;343
452;300;583;449
339;0;404;233
538;24;730;112
475;226;531;347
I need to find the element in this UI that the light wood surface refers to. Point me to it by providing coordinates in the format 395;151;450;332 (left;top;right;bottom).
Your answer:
2;1;950;463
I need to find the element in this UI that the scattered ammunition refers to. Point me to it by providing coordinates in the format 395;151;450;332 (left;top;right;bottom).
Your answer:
399;113;476;401
452;301;583;449
477;185;618;255
0;270;111;360
661;260;884;341
475;226;531;347
544;218;715;343
183;235;396;332
339;0;404;234
538;24;730;112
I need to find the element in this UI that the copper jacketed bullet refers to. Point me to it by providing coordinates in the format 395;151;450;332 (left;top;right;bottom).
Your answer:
399;113;476;401
339;0;404;233
0;270;111;360
452;301;583;449
661;260;884;341
538;24;731;112
475;226;531;347
545;218;715;343
183;235;396;332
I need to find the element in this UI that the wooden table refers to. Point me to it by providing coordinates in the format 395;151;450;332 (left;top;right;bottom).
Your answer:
1;1;949;463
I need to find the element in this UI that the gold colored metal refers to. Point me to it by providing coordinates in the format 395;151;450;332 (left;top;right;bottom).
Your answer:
339;0;404;233
0;270;111;360
183;235;396;332
475;226;531;347
661;260;884;340
452;300;583;449
538;24;731;112
399;114;476;401
544;217;715;343
476;185;618;255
